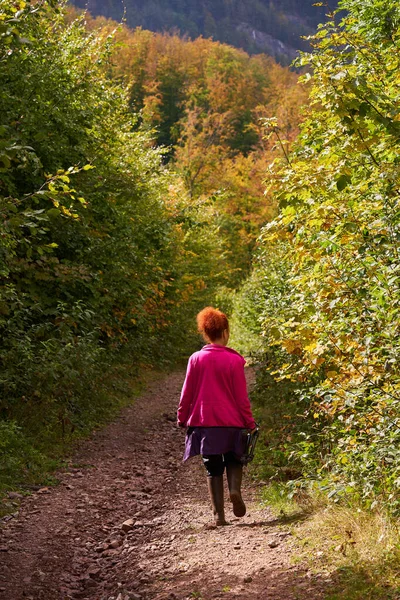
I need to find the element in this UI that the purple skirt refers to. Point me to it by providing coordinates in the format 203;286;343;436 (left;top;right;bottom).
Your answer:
183;427;246;462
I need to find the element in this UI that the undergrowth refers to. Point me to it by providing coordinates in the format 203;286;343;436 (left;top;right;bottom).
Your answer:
251;376;400;599
261;482;400;599
0;356;161;516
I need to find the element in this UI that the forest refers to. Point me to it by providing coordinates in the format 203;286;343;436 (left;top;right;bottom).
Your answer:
0;0;305;491
2;0;400;595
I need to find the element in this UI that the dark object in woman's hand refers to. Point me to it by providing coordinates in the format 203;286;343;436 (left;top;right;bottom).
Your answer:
240;425;260;465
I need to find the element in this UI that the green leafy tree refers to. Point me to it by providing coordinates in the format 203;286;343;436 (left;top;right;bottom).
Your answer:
0;1;201;482
236;0;400;511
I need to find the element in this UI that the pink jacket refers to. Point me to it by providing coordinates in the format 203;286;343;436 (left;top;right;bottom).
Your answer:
177;344;256;429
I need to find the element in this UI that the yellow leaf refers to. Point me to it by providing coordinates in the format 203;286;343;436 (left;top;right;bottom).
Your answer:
282;339;302;354
304;342;317;352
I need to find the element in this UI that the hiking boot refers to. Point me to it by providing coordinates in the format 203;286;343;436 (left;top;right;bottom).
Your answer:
226;462;246;517
206;475;227;526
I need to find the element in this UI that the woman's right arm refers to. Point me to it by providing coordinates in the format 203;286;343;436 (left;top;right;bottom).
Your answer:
177;356;196;427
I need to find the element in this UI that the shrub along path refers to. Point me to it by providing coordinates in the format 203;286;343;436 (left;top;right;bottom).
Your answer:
0;371;332;600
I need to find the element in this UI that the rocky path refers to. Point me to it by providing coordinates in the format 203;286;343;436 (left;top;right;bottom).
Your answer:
0;371;330;600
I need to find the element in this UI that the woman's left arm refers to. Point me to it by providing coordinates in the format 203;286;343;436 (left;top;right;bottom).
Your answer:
232;360;256;430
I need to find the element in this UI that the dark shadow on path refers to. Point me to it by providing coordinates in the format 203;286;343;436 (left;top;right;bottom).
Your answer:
234;511;310;528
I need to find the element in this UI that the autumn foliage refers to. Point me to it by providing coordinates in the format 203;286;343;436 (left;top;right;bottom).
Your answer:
85;15;307;285
234;0;400;512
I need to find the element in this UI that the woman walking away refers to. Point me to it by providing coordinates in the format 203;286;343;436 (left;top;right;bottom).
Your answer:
177;307;256;527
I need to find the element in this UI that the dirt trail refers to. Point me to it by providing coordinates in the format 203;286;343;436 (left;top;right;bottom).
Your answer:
0;371;330;600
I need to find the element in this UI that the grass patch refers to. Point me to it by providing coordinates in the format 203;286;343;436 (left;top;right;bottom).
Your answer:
261;481;400;599
296;504;400;599
260;481;302;518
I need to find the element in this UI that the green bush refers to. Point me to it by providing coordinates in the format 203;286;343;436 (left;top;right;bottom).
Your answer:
0;0;218;491
0;421;57;491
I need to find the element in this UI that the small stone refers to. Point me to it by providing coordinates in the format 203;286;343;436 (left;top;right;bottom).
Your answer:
109;539;122;549
7;492;23;500
243;576;253;583
268;540;279;548
121;519;134;533
102;548;120;557
88;568;101;580
277;531;291;539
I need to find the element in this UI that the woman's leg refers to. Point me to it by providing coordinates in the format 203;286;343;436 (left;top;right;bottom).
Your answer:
202;455;227;526
224;452;246;517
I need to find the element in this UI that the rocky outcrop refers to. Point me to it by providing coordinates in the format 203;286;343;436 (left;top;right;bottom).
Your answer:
236;23;298;65
69;0;339;64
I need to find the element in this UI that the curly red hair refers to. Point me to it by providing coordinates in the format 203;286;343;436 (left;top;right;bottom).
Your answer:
196;307;229;342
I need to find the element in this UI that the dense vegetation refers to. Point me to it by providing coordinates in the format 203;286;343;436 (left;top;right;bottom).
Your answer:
0;1;304;491
0;0;190;488
90;18;305;284
70;0;338;64
4;0;400;531
234;0;400;514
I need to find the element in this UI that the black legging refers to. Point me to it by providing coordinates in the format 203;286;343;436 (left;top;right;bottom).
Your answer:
202;451;241;477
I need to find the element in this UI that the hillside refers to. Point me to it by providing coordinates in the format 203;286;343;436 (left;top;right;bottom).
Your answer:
69;0;340;64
